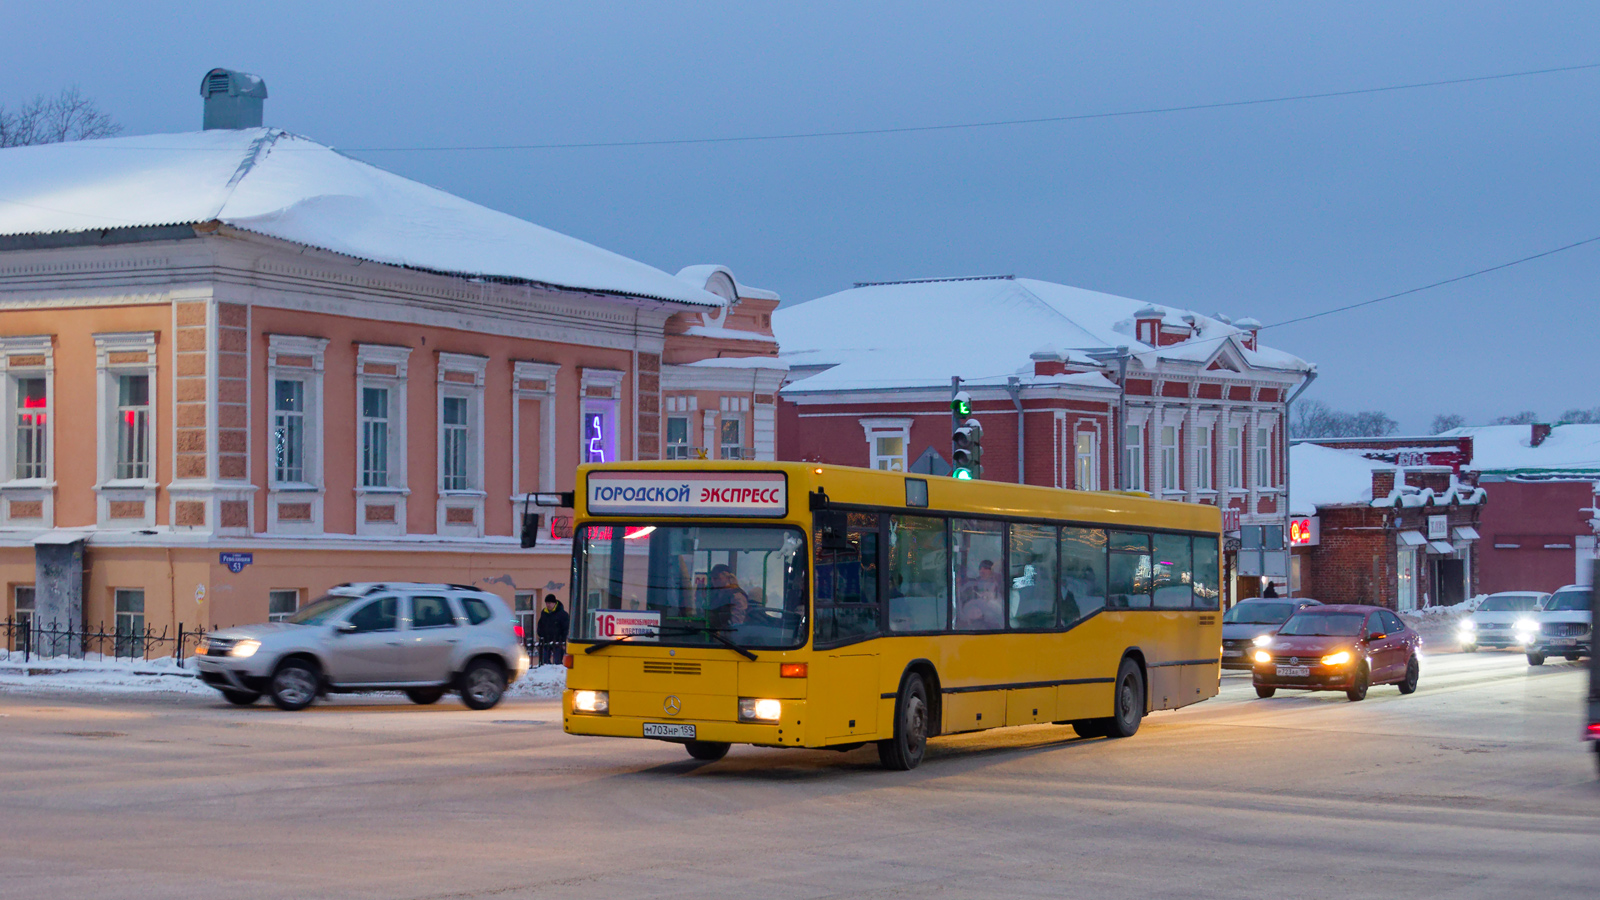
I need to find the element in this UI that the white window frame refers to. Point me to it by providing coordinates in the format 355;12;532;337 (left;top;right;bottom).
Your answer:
510;360;561;525
94;332;158;528
271;377;308;484
265;335;328;535
718;396;751;460
1123;423;1144;491
437;352;488;538
580;368;625;467
356;344;411;536
666;413;692;459
1194;425;1213;492
267;588;301;622
860;417;912;473
114;588;145;656
1255;425;1273;488
1074;428;1099;491
1159;424;1179;494
13;584;35;636
0;335;54;527
1226;424;1243;489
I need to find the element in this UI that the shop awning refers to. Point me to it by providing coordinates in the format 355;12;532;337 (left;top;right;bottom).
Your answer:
1452;526;1480;541
1398;530;1427;547
1428;540;1456;555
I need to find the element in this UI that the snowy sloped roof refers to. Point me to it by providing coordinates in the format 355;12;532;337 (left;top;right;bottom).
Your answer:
774;276;1309;393
0;129;722;308
1439;424;1600;476
675;265;780;301
1290;443;1389;514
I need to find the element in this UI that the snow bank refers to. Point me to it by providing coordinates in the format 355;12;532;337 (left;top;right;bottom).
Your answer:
0;653;211;695
508;664;566;699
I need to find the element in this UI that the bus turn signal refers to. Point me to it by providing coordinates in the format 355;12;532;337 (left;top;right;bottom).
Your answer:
780;663;808;678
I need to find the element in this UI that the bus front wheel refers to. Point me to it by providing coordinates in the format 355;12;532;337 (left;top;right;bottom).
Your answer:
685;741;730;762
878;672;930;771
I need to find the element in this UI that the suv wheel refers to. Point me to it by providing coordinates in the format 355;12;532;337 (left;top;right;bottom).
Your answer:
406;687;445;705
221;689;261;706
269;660;319;711
460;659;506;710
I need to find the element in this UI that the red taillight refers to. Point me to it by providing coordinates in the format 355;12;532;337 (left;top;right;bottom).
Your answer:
562;653;574;669
513;623;524;639
1586;722;1600;740
780;663;808;678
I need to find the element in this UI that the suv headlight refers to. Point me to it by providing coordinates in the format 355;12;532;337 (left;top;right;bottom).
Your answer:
1251;634;1273;648
1514;619;1540;642
230;639;261;658
572;690;609;714
738;697;782;722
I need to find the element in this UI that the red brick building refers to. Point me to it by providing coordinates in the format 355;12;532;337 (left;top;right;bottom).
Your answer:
773;275;1313;602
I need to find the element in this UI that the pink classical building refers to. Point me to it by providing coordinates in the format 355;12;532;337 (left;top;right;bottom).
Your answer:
0;71;781;642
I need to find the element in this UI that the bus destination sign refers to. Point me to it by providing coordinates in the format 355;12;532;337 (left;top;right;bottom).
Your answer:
587;471;787;517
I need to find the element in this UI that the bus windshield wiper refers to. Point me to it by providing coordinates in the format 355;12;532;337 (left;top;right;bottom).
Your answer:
581;626;758;661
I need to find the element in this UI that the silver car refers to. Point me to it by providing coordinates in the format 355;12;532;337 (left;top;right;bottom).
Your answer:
194;583;530;710
1457;591;1547;651
1516;585;1593;666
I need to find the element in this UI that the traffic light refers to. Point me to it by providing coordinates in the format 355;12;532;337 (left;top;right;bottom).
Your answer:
953;417;983;480
951;390;972;418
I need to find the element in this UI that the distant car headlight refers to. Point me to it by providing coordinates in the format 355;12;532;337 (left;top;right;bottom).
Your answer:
229;639;260;658
739;697;782;722
1458;620;1476;633
1252;634;1273;647
1514;619;1540;642
572;690;609;714
1320;650;1352;666
1252;650;1273;665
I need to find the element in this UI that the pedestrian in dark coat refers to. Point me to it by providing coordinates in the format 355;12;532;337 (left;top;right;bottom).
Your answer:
536;595;569;665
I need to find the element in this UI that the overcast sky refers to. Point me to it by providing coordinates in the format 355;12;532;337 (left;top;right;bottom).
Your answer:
9;2;1599;430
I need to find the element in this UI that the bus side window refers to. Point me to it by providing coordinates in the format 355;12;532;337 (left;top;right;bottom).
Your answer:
951;519;1006;631
1192;537;1220;609
1060;527;1108;625
1151;533;1193;609
813;512;881;645
1008;523;1057;629
888;515;949;632
1108;531;1151;608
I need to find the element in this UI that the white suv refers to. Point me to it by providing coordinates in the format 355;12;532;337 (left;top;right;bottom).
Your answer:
194;583;530;710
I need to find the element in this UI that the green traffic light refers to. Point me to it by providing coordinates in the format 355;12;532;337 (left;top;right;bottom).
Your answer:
953;467;974;480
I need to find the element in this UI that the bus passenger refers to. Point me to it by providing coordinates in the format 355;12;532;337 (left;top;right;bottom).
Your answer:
707;564;751;628
957;560;1003;629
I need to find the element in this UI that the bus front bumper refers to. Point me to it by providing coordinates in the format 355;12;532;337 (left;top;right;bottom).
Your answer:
563;692;814;748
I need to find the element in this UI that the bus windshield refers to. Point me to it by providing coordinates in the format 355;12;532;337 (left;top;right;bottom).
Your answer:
573;524;808;649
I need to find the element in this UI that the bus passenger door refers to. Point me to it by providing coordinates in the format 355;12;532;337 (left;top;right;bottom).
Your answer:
814;654;878;740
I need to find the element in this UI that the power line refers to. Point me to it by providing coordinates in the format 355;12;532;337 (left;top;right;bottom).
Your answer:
32;61;1600;154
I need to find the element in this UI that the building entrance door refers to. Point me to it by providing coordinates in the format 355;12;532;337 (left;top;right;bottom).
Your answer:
1434;558;1465;606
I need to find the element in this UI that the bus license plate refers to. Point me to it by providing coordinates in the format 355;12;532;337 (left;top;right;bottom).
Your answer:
1277;666;1310;677
644;723;696;739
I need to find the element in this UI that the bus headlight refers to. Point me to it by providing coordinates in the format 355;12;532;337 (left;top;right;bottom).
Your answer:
1320;650;1351;667
1252;650;1273;665
573;690;609;714
738;697;782;722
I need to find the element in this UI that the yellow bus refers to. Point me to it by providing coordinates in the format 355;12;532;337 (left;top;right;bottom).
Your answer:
561;461;1222;770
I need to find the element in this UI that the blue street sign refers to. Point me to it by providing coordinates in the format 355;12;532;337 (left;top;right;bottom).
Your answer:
220;552;254;574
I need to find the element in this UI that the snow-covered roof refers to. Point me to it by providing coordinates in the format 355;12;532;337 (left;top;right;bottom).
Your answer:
1438;424;1600;476
681;356;789;370
0;129;722;308
774;276;1309;393
1290;443;1388;513
675;265;780;302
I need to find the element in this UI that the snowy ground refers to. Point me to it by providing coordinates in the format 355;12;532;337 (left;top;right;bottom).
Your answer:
0;652;567;698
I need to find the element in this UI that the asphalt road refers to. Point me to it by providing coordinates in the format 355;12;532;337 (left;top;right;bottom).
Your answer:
1;651;1594;900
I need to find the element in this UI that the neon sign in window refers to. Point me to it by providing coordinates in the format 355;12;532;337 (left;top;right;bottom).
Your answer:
585;411;608;463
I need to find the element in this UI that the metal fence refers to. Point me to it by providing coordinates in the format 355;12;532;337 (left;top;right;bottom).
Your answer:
2;616;207;663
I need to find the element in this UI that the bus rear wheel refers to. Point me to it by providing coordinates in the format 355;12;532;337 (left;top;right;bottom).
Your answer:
1106;657;1145;738
878;672;929;771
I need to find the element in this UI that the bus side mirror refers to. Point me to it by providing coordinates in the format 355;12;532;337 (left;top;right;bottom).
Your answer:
521;512;542;549
814;510;851;550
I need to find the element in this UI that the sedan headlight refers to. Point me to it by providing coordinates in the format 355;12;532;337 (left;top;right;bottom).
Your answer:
572;690;609;714
1251;634;1274;648
1513;619;1540;641
1252;650;1273;665
1457;620;1476;633
229;639;260;659
1320;650;1352;667
738;697;782;722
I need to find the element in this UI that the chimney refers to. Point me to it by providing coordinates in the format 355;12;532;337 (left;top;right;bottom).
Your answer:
200;68;268;130
1531;423;1552;447
1234;317;1262;352
1133;305;1163;346
1372;469;1395;499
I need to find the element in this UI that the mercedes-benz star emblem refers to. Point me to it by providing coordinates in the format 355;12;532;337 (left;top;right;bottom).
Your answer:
663;695;682;716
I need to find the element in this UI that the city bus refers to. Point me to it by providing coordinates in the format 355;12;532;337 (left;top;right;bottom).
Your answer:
562;461;1222;770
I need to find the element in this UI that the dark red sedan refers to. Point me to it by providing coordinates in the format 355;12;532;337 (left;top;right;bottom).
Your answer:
1251;604;1421;701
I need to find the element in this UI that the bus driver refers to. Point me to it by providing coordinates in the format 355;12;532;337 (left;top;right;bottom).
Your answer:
706;564;751;628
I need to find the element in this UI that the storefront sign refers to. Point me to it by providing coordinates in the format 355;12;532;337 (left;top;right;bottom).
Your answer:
1288;517;1319;547
587;471;787;517
1428;515;1448;540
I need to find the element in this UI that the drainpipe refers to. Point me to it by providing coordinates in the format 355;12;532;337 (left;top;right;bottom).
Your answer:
1007;376;1024;485
1115;348;1130;490
1282;368;1318;598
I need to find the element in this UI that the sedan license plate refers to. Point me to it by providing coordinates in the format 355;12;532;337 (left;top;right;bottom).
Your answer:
1223;650;1242;659
643;722;696;739
1277;665;1310;677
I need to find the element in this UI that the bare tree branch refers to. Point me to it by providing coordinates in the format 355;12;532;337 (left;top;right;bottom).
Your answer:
0;86;122;148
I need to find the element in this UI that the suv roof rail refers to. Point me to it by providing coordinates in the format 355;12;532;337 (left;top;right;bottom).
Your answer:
447;583;480;593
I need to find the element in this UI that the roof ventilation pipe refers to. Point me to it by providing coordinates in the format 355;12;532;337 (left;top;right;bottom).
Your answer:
201;68;268;130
